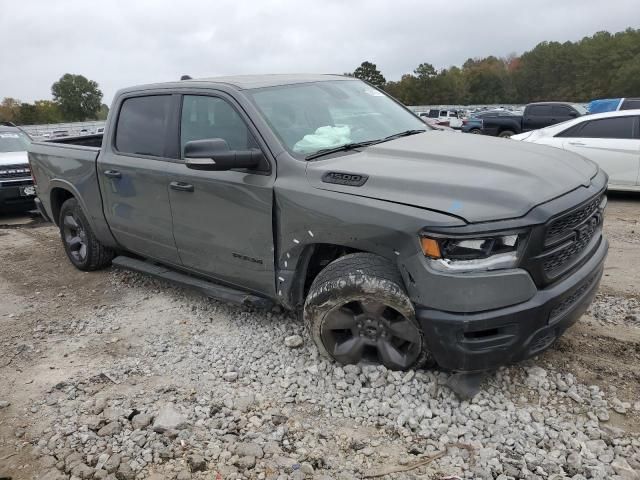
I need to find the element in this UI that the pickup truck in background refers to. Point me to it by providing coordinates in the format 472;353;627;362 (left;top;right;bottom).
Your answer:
461;110;519;134
481;102;587;137
29;74;608;374
0;122;36;212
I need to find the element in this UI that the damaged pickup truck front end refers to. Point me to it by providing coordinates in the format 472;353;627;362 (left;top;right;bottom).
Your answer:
274;122;608;373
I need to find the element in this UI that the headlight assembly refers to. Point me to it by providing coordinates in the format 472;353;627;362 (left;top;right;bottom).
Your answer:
420;232;527;273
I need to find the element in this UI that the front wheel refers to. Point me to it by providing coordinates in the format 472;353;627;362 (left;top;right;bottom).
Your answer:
59;198;114;271
469;128;482;134
303;253;432;371
498;130;515;138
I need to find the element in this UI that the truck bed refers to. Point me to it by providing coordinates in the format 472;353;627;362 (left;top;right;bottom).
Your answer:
28;138;104;228
480;115;524;136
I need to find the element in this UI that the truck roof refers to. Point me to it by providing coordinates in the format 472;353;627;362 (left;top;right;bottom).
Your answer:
118;74;352;95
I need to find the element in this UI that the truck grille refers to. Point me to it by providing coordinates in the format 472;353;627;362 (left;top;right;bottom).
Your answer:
539;194;604;279
543;215;600;274
0;164;31;180
545;195;602;245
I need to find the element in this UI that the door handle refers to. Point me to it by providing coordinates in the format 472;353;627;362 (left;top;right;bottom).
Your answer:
170;181;194;192
568;141;586;146
104;170;121;179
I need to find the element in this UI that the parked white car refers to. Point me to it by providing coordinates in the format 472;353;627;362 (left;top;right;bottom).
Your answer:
511;110;640;192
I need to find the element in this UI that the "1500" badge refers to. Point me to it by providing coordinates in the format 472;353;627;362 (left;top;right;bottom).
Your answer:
322;171;368;187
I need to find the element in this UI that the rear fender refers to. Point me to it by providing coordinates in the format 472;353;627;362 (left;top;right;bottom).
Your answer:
48;179;118;248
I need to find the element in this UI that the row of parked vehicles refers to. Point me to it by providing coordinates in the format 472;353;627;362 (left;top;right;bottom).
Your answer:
422;97;640;136
418;99;640;192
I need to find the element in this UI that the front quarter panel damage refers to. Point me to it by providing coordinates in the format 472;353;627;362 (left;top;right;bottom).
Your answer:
273;172;464;309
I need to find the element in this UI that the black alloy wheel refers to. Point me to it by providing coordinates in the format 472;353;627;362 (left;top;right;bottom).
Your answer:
58;197;114;271
62;213;88;263
321;298;423;370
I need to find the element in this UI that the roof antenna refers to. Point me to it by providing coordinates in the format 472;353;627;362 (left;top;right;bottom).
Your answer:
180;75;192;80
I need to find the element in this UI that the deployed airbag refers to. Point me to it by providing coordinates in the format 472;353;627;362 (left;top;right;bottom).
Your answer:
293;125;351;153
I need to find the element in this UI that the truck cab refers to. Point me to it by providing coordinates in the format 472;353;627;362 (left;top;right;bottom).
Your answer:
522;102;584;131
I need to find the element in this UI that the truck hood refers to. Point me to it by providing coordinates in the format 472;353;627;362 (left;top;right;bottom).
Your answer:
306;131;598;223
0;151;28;166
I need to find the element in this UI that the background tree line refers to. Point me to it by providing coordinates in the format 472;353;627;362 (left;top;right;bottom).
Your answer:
2;28;638;125
353;28;640;105
0;73;108;125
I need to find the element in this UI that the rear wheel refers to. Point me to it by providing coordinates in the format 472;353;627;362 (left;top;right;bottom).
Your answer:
498;130;515;138
303;253;432;371
59;198;114;271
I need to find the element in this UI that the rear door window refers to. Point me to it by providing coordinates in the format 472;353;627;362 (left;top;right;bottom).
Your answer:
556;123;585;138
620;99;640;110
552;105;574;116
115;95;173;157
527;105;552;116
576;116;636;139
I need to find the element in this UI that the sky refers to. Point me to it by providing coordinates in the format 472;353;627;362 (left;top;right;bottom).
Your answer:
1;0;637;104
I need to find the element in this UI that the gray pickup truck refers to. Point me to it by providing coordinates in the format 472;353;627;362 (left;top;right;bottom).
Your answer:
28;74;608;373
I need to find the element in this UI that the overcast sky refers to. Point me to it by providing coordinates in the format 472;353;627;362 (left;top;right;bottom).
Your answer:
1;0;637;104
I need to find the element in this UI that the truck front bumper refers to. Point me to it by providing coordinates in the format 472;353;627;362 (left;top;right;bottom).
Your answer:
0;182;36;211
415;237;608;372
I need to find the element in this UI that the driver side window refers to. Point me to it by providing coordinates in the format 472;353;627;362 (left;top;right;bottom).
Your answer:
180;95;258;157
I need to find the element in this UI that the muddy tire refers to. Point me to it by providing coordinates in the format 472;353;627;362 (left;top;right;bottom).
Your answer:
303;253;432;371
498;130;515;138
59;198;114;271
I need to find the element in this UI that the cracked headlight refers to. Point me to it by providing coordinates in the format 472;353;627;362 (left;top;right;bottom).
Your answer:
420;233;527;272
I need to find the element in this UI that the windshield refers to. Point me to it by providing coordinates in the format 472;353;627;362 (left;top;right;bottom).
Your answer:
0;131;30;153
571;104;588;115
248;80;425;157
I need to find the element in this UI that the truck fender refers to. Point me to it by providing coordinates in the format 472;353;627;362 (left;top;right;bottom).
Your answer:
48;179;119;248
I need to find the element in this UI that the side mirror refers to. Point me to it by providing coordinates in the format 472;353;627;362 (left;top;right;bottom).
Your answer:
568;111;578;118
184;138;263;171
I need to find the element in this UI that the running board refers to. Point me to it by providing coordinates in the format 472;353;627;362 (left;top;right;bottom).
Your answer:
112;256;273;309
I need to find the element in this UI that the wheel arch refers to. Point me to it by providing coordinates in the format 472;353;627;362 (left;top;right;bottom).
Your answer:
281;242;409;311
47;179;119;248
50;186;76;226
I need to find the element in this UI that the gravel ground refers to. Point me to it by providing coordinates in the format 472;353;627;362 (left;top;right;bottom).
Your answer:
0;194;639;480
